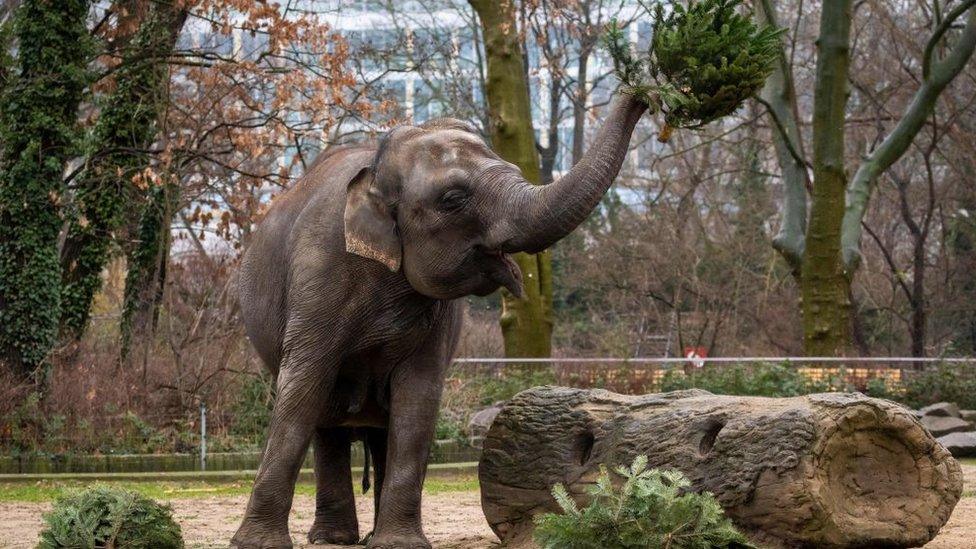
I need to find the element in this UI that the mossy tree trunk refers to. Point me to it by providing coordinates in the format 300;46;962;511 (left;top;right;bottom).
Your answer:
469;0;553;358
800;0;853;356
120;180;179;367
60;2;188;340
0;0;90;377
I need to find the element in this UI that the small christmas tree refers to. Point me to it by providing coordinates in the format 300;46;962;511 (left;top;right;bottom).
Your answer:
534;455;754;549
37;486;184;549
605;0;784;141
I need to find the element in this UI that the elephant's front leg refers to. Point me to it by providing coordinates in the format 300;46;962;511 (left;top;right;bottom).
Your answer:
308;427;359;545
232;366;334;549
367;366;444;549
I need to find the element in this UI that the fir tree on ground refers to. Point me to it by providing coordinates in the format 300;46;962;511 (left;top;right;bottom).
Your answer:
534;455;753;549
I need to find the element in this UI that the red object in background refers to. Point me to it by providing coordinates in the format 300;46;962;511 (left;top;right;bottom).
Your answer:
684;347;707;368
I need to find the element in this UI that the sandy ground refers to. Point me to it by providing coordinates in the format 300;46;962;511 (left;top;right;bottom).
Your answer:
2;466;974;548
0;490;497;549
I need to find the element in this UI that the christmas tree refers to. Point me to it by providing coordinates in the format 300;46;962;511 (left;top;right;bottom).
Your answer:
606;0;784;141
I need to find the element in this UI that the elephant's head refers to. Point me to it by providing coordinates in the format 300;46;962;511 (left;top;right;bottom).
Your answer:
344;93;647;300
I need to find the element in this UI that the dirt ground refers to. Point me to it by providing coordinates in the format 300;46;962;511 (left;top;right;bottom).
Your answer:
2;466;974;548
0;489;497;549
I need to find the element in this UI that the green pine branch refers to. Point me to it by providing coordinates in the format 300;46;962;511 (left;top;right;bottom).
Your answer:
604;0;784;140
38;485;183;549
534;455;754;549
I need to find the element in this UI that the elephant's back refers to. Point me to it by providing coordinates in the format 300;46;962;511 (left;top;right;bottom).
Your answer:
238;144;376;372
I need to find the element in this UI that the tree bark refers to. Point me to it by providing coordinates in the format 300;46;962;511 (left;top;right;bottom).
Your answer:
0;0;90;377
60;2;188;340
120;180;178;366
469;0;553;358
479;386;962;549
801;0;853;356
948;185;976;354
571;44;590;167
757;0;808;275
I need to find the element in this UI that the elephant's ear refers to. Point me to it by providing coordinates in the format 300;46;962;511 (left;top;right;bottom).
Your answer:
344;166;401;271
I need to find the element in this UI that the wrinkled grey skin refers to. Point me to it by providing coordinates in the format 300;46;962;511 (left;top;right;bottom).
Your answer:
232;94;647;548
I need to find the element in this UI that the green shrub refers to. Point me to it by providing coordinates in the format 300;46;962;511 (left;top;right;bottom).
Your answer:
226;372;275;449
660;362;840;397
37;485;183;549
661;361;976;411
865;363;976;410
534;455;753;549
435;410;465;441
477;368;556;406
119;411;170;453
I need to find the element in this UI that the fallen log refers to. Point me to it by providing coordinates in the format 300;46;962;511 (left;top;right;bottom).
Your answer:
479;387;962;548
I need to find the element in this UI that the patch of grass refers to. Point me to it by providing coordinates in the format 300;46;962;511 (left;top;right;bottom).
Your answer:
0;474;481;502
0;480;255;502
423;474;480;494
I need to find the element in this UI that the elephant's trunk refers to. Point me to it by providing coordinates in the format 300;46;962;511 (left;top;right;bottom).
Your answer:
499;93;647;254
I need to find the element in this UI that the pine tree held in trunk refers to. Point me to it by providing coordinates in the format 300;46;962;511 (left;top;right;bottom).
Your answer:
0;0;90;377
469;0;553;358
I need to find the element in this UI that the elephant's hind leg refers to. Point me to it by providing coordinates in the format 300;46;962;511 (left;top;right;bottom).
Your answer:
308;427;360;545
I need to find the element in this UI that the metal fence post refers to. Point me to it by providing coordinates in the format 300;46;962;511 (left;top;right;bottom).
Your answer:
200;401;207;471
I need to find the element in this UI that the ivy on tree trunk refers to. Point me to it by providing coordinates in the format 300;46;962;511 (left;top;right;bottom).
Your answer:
120;180;179;365
0;0;90;377
469;0;553;358
59;3;188;340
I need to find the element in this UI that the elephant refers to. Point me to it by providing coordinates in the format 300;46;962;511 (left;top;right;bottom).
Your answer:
231;92;647;548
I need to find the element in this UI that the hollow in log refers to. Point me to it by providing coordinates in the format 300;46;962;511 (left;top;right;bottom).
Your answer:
478;387;962;548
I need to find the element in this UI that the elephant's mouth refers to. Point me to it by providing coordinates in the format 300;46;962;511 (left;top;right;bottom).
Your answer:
479;248;524;298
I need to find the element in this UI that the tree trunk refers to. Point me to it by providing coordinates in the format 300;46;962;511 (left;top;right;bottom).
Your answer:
537;75;561;185
571;45;590;167
479;386;962;549
757;0;808;275
0;0;90;377
949;188;976;354
120;181;178;366
60;2;188;340
801;0;853;356
910;243;926;360
469;0;552;358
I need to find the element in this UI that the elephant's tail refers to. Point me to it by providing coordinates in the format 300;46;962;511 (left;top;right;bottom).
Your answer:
361;429;372;494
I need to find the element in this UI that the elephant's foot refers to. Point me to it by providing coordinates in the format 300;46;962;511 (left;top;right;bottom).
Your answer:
365;532;431;549
231;521;293;549
307;520;359;545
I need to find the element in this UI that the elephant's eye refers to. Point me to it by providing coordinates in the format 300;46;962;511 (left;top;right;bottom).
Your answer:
437;188;470;212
